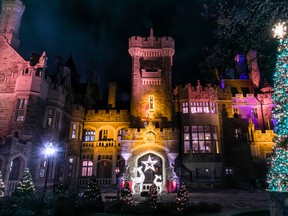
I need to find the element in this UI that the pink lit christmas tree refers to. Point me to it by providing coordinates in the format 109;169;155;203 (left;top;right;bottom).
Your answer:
266;22;288;192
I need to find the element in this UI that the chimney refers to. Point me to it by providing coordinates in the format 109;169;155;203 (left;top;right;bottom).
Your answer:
108;82;117;108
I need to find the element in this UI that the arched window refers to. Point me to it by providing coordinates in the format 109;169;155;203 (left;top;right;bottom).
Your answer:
9;158;21;180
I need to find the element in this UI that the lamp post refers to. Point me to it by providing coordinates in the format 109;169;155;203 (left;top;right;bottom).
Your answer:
44;143;55;192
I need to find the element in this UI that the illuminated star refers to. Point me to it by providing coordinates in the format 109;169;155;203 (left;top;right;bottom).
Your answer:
273;22;287;38
141;155;157;172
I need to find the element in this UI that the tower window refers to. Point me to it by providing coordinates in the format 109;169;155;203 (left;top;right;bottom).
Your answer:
149;95;154;110
15;98;27;122
252;108;258;118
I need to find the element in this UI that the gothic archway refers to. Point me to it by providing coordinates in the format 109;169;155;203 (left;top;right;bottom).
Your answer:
135;153;163;192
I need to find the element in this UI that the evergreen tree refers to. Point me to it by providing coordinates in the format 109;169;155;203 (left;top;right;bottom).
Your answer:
15;168;35;197
176;182;189;213
267;23;288;192
148;184;159;210
83;175;103;204
120;181;134;207
54;182;68;197
0;171;5;197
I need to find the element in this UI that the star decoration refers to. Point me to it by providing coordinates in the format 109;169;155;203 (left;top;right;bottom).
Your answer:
141;155;158;172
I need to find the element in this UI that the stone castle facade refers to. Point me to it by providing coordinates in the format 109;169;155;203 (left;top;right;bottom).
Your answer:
0;0;275;195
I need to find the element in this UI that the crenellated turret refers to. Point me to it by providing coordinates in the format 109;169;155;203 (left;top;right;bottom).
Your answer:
129;29;175;126
0;0;25;50
15;52;49;100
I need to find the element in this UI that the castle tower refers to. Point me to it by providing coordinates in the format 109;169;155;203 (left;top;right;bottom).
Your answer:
128;29;175;127
0;0;25;50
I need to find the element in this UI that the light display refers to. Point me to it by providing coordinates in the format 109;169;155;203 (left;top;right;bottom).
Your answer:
267;22;288;192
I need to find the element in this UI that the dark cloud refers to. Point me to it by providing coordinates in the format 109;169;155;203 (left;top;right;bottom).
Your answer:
17;0;211;96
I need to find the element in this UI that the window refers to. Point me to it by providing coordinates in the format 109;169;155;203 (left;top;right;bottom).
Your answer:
39;158;46;178
46;108;54;127
46;108;61;129
71;123;78;139
99;129;109;140
183;126;190;154
233;108;239;114
182;102;188;114
68;157;74;177
190;102;217;114
84;130;95;142
225;168;233;175
252;108;258;118
191;125;218;153
54;110;61;129
81;160;93;176
149;95;154;110
15;98;27;121
235;128;241;138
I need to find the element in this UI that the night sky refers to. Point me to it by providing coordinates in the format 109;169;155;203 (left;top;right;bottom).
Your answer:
14;0;212;97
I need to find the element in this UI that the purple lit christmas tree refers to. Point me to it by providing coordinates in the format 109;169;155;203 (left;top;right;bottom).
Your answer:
267;22;288;192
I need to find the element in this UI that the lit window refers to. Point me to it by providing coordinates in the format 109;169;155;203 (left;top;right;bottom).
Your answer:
252;108;258;118
46;108;54;127
15;98;27;121
190;101;216;114
85;130;95;142
225;168;233;175
183;126;190;154
182;102;188;114
81;160;93;176
191;125;218;153
235;128;241;138
71;123;77;139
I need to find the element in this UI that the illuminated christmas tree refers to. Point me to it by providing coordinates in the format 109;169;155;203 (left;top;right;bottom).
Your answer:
148;184;159;210
83;175;103;204
267;22;288;192
176;182;189;212
120;181;134;207
0;171;4;197
15;168;35;197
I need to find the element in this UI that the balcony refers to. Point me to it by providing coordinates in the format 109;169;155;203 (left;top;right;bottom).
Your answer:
82;140;121;149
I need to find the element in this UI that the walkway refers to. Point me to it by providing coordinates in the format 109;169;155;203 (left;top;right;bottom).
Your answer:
101;188;270;216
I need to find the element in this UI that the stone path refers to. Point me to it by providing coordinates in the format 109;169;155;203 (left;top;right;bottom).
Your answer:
102;188;270;215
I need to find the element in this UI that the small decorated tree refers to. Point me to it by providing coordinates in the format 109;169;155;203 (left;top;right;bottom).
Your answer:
120;181;134;207
54;182;68;197
176;182;189;213
148;184;159;210
15;168;35;197
83;175;103;210
0;171;5;197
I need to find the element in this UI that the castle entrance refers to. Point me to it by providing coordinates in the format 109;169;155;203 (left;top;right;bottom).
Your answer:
131;153;164;193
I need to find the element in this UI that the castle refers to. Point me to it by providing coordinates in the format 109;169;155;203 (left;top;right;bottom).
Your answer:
0;0;275;195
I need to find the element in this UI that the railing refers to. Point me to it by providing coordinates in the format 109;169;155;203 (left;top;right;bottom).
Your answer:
82;141;121;149
78;178;112;186
7;180;19;196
